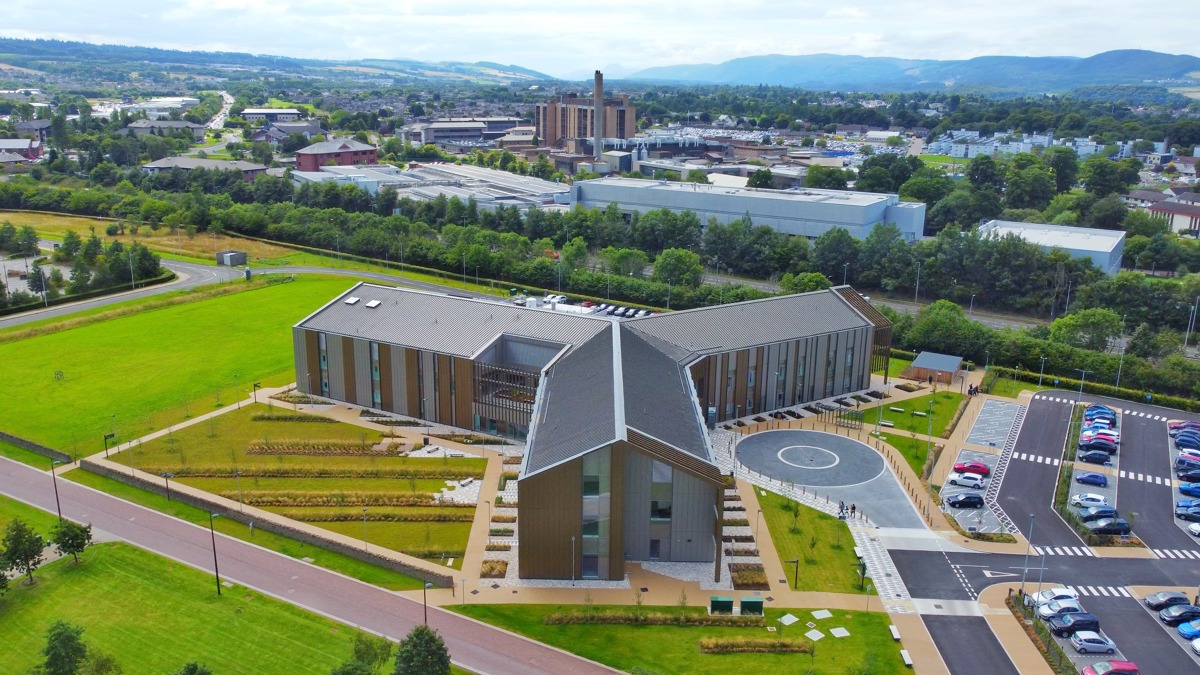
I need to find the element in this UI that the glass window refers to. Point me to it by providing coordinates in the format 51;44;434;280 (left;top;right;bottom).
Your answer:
651;500;672;520
581;555;599;579
583;475;600;497
650;461;672;521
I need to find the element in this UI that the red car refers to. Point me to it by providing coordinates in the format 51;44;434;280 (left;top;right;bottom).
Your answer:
953;461;991;477
1081;661;1138;675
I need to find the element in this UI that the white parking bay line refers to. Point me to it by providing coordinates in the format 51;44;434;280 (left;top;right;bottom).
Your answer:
1053;459;1060;466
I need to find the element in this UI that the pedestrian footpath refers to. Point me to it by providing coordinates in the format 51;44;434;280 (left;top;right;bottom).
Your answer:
1033;545;1094;557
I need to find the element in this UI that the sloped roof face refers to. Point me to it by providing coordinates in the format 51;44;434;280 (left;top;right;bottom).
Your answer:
626;289;871;359
296;284;608;359
297;139;377;154
620;327;710;462
523;327;618;475
911;351;963;373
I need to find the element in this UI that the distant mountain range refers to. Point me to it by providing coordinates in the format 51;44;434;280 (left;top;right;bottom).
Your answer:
624;50;1200;93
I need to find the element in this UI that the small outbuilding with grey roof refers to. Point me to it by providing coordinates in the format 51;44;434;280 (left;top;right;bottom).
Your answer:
905;352;963;385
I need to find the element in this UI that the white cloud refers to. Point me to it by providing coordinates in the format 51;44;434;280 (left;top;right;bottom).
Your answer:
1;0;1196;79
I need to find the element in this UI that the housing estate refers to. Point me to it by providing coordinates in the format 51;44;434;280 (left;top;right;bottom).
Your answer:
124;119;206;142
292;283;889;580
241;108;304;123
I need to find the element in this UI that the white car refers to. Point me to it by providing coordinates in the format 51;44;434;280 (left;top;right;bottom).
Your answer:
1024;587;1079;608
1188;522;1200;537
947;472;986;489
1070;493;1109;508
1070;630;1116;654
1192;636;1200;656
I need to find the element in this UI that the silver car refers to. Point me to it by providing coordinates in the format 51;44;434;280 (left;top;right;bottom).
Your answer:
1069;630;1116;654
1038;599;1084;621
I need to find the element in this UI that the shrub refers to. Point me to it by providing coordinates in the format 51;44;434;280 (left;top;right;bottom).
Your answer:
246;439;392;457
135;466;484;480
485;543;511;552
480;560;508;578
275;509;474;523
233;491;437;507
698;637;811;654
729;563;769;590
250;412;337;423
545;611;763;627
488;527;514;536
502;455;522;465
722;518;749;526
490;514;517;523
428;433;510;446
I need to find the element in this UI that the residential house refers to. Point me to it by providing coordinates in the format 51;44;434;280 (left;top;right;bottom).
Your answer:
142;157;267;181
0;138;42;159
14;119;51;143
294;138;378;172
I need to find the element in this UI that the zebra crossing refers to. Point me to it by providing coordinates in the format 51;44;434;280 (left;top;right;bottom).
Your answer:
1117;470;1172;486
1031;394;1169;421
1033;545;1094;556
1012;451;1061;466
1153;548;1200;560
1066;585;1133;598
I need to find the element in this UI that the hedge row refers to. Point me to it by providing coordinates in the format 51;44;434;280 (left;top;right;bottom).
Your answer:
988;365;1200;413
545;611;764;627
698;637;811;654
137;466;484;479
275;510;473;523
250;413;338;423
230;491;441;507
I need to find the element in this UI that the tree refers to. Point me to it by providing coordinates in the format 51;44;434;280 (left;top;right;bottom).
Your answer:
966;155;1004;193
58;229;82;260
898;173;955;205
1;517;44;583
42;620;88;675
78;648;122;675
351;632;394;673
683;169;710;184
653;248;703;287
780;272;832;294
1079;155;1127;198
1044;147;1080;194
331;662;375;675
51;520;92;564
1048;308;1124;351
746;169;774;189
805;166;848;190
1004;167;1055;211
811;227;860;282
393;625;450;675
15;224;39;255
558;236;588;273
171;663;213;675
1086;194;1127;230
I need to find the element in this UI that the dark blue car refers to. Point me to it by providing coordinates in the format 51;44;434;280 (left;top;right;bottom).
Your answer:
1076;472;1109;487
1079;450;1112;465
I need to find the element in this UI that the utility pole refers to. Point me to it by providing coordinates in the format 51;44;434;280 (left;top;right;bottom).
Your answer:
914;261;921;304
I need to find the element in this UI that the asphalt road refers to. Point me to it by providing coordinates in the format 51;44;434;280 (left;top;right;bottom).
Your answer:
0;457;615;675
923;615;1019;675
996;397;1083;549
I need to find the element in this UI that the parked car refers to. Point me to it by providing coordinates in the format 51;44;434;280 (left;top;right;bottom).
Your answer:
1190;522;1200;537
1176;436;1200;452
1079;439;1119;454
1038;599;1085;621
1080;661;1140;675
1049;612;1099;637
1177;498;1200;509
945;493;984;509
1079;450;1113;465
1076;472;1109;488
1026;587;1080;608
1177;618;1200;640
1177;507;1200;522
1144;591;1190;611
1179;483;1200;498
1177;469;1200;484
1070;630;1116;655
1071;493;1109;508
1080;431;1120;444
1087;518;1131;535
1078;506;1119;522
947;472;986;489
1192;637;1200;657
953;461;992;477
1169;420;1200;436
1159;604;1200;626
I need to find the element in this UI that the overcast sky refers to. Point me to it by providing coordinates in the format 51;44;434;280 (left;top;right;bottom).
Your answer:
4;0;1198;80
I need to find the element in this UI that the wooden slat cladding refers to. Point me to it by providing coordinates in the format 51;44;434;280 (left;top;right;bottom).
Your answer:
835;287;893;379
627;430;722;484
303;330;320;393
340;336;356;401
453;356;473;427
405;348;420;418
517;460;582;579
378;344;393;411
436;354;453;425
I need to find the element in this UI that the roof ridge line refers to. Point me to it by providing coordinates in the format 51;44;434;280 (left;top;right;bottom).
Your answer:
611;323;626;441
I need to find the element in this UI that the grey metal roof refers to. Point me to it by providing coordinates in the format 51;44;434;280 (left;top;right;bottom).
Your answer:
142;157;266;172
297;283;609;359
620;326;711;462
911;351;963;373
296;138;377;155
523;327;617;475
625;288;871;359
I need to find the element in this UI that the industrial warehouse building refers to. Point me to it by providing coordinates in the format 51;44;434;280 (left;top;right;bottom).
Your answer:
292;283;889;580
979;220;1126;275
572;176;927;241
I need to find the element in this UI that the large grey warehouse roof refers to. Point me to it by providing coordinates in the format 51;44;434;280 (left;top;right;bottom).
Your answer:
296;283;608;359
625;288;873;360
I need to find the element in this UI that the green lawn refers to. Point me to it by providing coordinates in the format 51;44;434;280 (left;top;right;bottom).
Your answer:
0;275;357;448
877;432;931;478
877;392;964;437
0;494;61;535
755;489;867;594
0;440;58;469
919;154;969;167
451;604;905;675
0;542;368;674
988;374;1052;400
62;469;427;590
885;357;914;379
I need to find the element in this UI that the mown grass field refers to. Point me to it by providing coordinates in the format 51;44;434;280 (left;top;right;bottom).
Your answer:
0;275;355;449
878;431;932;478
756;489;867;594
0;541;369;674
0;494;61;535
878;391;964;437
111;403;483;566
452;603;904;675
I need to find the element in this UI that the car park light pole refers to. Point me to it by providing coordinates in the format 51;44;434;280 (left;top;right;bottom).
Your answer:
423;582;433;625
1020;514;1035;594
969;294;975;318
1075;369;1093;404
1038;356;1049;387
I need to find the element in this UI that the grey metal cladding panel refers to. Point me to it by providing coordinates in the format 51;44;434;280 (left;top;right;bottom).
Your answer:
354;339;372;406
298;284;607;358
292;327;308;391
620;328;709;460
622;449;652;560
669;471;717;562
629;289;871;356
389;346;407;413
524;329;618;475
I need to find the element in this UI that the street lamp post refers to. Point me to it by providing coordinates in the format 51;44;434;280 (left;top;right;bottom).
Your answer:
984;350;990;371
865;583;873;612
914;261;922;304
1115;348;1126;390
1075;369;1093;404
571;535;576;586
50;459;63;520
362;506;369;551
234;373;240;409
842;262;849;286
969;294;975;318
252;382;261;404
423;582;433;625
755;508;763;543
1038;356;1049;387
1020;514;1035;594
208;513;222;596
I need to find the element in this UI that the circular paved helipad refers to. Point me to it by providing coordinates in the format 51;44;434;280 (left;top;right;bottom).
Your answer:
736;430;885;487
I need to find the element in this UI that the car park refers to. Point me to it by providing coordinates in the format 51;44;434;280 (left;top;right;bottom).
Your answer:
1049;612;1099;637
1080;661;1140;675
1039;599;1085;621
1144;591;1190;611
952;461;992;477
1159;604;1200;626
947;472;986;489
1078;506;1119;522
1175;436;1200;451
1177;618;1200;640
1076;472;1109;487
1070;630;1117;654
1087;518;1131;535
1071;493;1109;508
1079;450;1113;465
1179;483;1200;498
1027;587;1080;608
945;493;984;509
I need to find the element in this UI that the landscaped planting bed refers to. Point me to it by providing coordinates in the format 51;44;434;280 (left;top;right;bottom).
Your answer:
481;560;508;578
729;563;769;590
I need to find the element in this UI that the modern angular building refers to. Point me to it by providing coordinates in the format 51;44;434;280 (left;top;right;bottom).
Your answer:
292;283;889;580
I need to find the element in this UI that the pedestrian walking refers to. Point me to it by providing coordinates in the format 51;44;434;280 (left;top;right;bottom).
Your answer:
850;503;856;517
